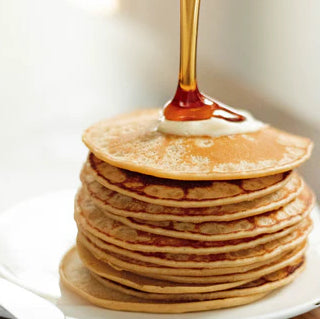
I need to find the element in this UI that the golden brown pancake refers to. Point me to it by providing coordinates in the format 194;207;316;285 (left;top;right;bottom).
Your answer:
81;169;303;222
92;257;304;301
76;217;311;270
74;187;313;252
76;211;302;255
92;272;248;300
76;236;288;277
77;239;306;287
83;153;294;207
82;109;312;180
151;244;307;284
77;186;314;242
59;247;269;313
77;241;250;293
75;193;300;254
59;247;302;313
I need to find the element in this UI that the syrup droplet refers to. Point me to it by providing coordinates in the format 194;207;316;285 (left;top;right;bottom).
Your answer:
164;0;245;123
164;85;212;121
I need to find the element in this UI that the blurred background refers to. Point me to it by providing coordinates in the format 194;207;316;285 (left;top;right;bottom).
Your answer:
0;0;319;211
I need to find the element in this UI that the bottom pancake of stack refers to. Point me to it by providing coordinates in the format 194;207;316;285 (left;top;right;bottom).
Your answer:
60;246;305;313
60;171;314;313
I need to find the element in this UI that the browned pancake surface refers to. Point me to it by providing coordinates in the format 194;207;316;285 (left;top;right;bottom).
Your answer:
82;167;303;222
93;186;314;242
75;186;314;249
77;217;311;269
92;256;304;301
84;153;293;207
60;247;269;313
60;247;304;313
78;239;306;286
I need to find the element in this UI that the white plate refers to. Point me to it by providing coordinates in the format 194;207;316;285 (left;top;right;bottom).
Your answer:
0;189;319;319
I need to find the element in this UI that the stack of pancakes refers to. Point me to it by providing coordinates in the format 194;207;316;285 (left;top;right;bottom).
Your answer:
60;110;315;313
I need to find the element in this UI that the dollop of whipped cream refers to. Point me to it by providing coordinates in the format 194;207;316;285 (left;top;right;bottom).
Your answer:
157;101;266;137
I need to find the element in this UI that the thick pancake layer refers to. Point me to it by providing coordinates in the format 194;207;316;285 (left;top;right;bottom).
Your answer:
60;247;269;313
77;242;250;293
76;209;301;255
92;257;305;301
152;244;307;284
76;196;302;254
82;169;303;222
82;109;312;180
75;188;313;252
76;235;287;277
77;186;314;242
78;240;306;287
77;217;311;269
91;272;246;301
84;154;293;207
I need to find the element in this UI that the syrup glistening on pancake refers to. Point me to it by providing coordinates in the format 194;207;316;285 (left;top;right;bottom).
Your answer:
60;0;316;313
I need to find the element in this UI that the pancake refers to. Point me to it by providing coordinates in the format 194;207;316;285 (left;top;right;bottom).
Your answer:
76;210;302;255
77;217;311;270
78;186;314;242
77;238;291;278
60;247;268;313
76;193;299;254
92;257;305;301
150;244;307;284
81;169;303;222
77;241;251;293
82;109;313;180
84;153;294;207
75;189;313;253
92;272;249;300
76;236;290;277
78;239;306;287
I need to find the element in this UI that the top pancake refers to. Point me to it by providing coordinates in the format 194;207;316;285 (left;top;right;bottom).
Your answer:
83;109;313;180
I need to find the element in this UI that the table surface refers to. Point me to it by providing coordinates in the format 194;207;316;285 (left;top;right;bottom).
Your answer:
295;307;320;318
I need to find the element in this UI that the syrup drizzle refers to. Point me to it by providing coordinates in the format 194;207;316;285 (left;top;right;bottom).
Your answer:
164;0;245;122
